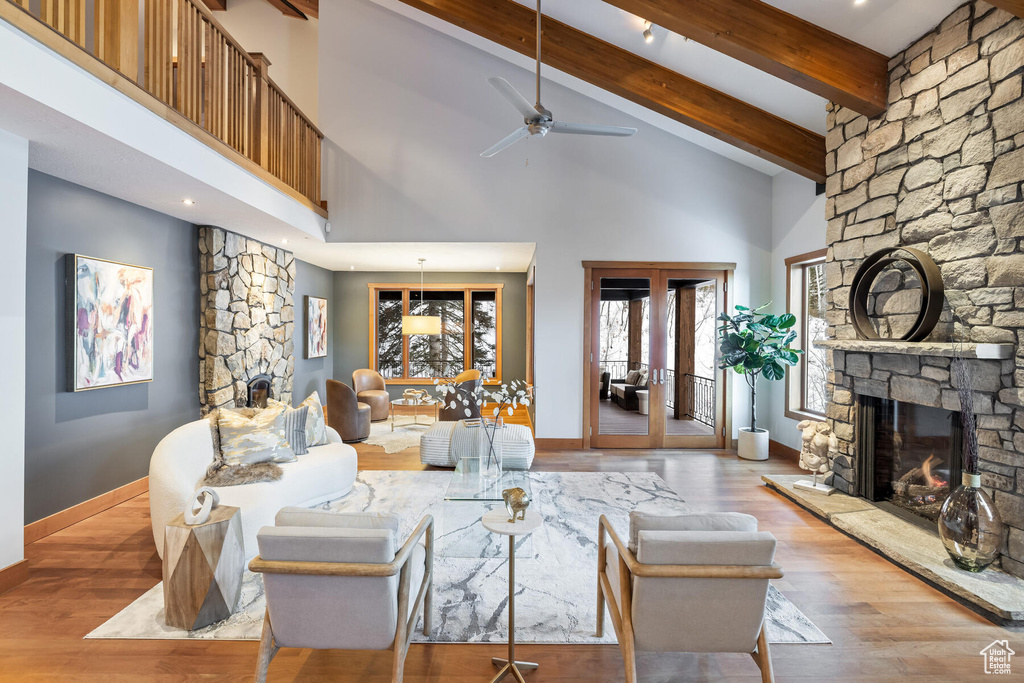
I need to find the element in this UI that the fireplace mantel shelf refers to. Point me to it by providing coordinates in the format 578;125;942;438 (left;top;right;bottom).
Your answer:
815;339;1013;360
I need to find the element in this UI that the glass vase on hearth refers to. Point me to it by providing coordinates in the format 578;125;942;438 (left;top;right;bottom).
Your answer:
479;416;504;478
938;472;1004;572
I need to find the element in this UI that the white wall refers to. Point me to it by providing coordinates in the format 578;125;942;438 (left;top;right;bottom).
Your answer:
766;170;827;451
318;0;775;439
0;128;27;573
214;0;319;124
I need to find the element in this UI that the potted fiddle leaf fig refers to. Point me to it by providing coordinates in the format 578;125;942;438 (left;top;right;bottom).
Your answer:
718;303;801;460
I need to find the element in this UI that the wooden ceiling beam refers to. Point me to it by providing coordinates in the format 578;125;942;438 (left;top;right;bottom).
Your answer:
289;0;318;18
264;0;306;20
202;0;227;10
987;0;1024;19
603;0;889;117
394;0;825;181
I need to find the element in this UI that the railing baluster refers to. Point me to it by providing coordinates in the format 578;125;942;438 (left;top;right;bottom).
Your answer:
5;0;323;206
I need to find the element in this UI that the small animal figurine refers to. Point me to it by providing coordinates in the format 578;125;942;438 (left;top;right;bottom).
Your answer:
502;487;531;523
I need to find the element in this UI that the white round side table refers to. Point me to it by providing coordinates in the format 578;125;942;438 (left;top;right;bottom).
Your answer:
481;508;543;682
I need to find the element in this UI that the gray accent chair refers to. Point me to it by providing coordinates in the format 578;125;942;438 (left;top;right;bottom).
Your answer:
596;512;782;683
249;508;434;683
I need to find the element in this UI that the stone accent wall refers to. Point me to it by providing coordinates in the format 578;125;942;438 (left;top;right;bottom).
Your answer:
823;1;1024;577
198;226;295;412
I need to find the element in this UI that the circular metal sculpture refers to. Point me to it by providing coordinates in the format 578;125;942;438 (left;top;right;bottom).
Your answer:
849;247;944;342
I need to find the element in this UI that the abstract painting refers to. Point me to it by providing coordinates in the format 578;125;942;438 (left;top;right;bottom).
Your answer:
67;254;154;391
306;295;328;359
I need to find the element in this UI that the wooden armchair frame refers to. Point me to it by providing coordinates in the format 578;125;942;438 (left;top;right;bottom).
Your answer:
249;515;435;683
595;515;783;683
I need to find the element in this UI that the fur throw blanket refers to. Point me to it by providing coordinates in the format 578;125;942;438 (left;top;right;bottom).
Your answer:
202;408;284;486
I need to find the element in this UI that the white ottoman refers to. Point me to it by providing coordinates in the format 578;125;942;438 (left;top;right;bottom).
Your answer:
420;421;535;469
637;389;649;415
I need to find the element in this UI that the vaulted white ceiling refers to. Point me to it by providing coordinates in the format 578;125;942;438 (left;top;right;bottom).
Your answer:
374;0;966;172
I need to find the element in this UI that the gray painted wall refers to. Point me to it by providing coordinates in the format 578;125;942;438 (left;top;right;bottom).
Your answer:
293;259;334;402
24;171;199;523
332;270;527;397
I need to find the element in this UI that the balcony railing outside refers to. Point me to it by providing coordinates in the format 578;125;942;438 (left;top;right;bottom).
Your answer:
683;373;715;428
601;358;715;428
379;360;498;381
5;0;322;207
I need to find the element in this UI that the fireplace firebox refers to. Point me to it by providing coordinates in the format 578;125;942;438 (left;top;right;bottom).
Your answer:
857;395;963;528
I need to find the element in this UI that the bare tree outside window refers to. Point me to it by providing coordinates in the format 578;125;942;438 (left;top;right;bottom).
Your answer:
409;293;464;378
804;262;828;413
373;286;501;381
694;283;717;380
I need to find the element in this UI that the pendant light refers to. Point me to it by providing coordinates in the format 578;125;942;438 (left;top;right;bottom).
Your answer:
402;258;442;335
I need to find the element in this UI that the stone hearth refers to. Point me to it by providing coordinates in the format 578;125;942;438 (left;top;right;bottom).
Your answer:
823;1;1024;577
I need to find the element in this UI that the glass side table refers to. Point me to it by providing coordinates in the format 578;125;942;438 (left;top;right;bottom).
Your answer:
389;397;439;431
438;457;533;558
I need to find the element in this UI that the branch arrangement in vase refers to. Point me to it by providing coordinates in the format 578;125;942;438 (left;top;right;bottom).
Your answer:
433;378;532;471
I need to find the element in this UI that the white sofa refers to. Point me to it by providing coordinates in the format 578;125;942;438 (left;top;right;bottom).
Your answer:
149;419;358;560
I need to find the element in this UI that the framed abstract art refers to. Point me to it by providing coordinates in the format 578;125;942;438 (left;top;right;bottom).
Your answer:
66;254;154;391
306;295;328;359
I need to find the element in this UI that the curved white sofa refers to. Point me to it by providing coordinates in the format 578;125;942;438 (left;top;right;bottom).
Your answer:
150;419;358;560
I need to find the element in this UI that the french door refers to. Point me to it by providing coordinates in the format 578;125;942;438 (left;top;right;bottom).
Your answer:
585;264;729;449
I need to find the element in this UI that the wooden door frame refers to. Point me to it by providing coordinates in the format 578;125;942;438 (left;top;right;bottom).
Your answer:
582;261;735;450
586;266;660;449
657;269;728;449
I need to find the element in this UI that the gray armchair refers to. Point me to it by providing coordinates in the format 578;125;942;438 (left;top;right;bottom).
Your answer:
596;512;782;683
250;508;434;683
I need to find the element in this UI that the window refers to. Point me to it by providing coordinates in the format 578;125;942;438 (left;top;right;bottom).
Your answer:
369;283;503;384
785;250;828;419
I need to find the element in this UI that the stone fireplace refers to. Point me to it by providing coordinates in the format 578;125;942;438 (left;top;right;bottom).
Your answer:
821;1;1024;577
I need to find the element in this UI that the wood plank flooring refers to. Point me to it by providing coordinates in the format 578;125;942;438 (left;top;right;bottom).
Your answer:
0;442;1019;681
598;399;715;436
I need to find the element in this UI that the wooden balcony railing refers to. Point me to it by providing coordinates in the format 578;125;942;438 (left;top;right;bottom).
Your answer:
3;0;324;211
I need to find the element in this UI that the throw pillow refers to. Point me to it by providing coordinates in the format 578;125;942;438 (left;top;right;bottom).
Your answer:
284;405;310;455
203;405;285;487
218;403;296;466
298;391;329;446
625;370;639;384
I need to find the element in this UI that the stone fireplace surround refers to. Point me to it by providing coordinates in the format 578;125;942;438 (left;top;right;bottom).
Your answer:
821;1;1024;577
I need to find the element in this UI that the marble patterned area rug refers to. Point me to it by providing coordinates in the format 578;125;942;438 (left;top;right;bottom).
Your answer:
363;420;434;453
87;471;830;645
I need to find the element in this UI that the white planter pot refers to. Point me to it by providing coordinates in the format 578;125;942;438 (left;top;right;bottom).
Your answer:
738;428;769;461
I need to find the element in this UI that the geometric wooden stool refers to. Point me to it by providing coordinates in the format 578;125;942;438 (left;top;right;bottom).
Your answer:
163;505;244;630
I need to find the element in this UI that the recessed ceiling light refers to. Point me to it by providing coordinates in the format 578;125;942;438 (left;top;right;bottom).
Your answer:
854;0;866;5
182;199;195;205
281;239;289;244
495;266;501;271
350;265;355;270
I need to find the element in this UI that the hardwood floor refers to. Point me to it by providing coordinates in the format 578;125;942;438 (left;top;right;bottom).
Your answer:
598;399;715;436
1;443;1018;681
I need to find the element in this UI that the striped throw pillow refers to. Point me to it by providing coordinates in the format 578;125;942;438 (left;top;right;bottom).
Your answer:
284;405;310;455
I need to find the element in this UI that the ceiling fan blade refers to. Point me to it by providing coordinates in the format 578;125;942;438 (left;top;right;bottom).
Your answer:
480;127;531;157
488;77;539;120
550;121;637;137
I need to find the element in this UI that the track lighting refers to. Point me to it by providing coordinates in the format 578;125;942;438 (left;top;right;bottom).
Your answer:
643;20;654;44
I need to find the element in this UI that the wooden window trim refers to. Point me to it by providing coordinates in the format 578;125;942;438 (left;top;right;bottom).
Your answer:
784;249;827;422
367;282;504;385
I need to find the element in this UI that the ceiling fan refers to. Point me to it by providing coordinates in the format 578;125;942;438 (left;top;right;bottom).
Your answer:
480;0;637;158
